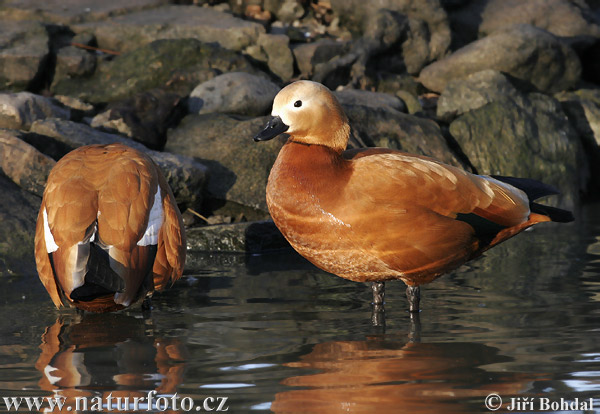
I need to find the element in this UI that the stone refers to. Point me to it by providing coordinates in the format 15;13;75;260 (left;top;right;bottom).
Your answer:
419;24;582;94
342;104;465;169
52;38;257;104
292;39;350;78
334;89;406;113
166;113;283;213
449;93;586;209
0;0;169;25
91;88;184;150
0;92;70;131
436;70;523;121
0;174;40;276
0;20;50;91
0;129;56;197
29;118;208;208
186;220;289;253
188;72;279;117
256;33;294;82
50;45;96;90
72;5;265;54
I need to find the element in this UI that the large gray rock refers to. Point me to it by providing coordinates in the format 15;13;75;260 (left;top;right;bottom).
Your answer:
0;92;70;130
419;24;582;94
449;93;586;209
342;104;465;169
29;118;208;208
72;5;265;53
52;38;257;104
166;114;283;213
0;20;49;91
188;72;279;117
0;129;56;197
335;89;406;113
0;0;168;24
436;70;523;121
292;39;350;78
0;174;40;276
255;33;294;82
50;45;96;91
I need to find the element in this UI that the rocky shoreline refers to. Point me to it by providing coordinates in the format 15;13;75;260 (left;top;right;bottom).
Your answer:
1;0;598;275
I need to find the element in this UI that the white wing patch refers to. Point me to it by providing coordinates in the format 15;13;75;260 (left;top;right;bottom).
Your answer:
43;208;59;253
137;186;163;246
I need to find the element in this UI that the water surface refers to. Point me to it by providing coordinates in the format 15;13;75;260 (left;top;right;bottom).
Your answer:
0;203;599;413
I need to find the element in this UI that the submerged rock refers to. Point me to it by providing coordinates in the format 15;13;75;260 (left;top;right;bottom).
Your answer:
52;38;257;104
420;24;581;94
449;93;586;208
0;20;50;91
188;72;279;117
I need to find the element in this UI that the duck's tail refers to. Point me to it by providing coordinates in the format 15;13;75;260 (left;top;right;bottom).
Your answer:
491;175;574;223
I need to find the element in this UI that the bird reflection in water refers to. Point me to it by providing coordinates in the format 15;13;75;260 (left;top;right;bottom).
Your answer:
35;313;188;413
271;336;544;414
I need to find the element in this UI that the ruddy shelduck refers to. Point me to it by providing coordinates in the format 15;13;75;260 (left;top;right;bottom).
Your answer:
35;143;186;312
255;80;573;317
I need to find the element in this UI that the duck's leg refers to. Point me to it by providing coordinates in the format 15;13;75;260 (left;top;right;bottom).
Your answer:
371;281;385;327
406;285;421;313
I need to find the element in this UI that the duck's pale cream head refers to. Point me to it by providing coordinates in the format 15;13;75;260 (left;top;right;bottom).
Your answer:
254;81;350;152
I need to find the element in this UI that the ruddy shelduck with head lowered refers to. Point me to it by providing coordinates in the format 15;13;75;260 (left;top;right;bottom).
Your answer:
35;143;186;312
255;80;573;319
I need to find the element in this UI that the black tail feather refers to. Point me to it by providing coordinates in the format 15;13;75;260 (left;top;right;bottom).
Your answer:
491;175;574;223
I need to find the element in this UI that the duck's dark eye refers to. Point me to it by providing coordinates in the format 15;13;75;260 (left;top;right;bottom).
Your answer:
294;100;302;108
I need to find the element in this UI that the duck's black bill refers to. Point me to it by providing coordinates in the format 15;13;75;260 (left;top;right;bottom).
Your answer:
254;116;289;142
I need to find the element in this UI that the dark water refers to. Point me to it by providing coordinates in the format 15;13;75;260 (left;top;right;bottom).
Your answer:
0;203;599;413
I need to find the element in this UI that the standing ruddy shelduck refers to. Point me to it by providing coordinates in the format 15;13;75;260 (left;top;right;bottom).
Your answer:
34;143;186;313
254;81;573;316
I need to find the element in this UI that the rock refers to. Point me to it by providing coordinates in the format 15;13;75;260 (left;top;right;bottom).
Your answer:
266;0;305;23
29;118;208;208
0;92;70;130
0;129;56;197
334;89;406;113
166;113;283;213
556;89;600;193
52;38;257;104
292;38;350;78
188;72;279;117
342;104;465;168
437;70;523;121
0;20;50;91
186;220;289;253
91;88;184;150
72;5;265;54
0;0;168;25
478;0;600;50
419;24;582;94
0;174;40;276
256;33;294;82
449;93;586;209
50;45;96;91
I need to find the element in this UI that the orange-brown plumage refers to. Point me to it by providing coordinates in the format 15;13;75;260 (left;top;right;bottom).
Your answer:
34;143;185;312
255;81;573;313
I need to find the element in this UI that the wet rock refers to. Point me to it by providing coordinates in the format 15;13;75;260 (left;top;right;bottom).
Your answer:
188;72;279;117
0;129;56;197
166;113;283;213
0;0;169;25
52;38;257;104
449;93;586;209
29;118;208;208
437;70;523;121
256;33;294;82
0;20;50;91
0;174;40;276
342;104;465;169
478;0;600;50
0;92;70;130
292;38;350;78
72;5;264;54
334;89;406;113
419;24;581;94
91;89;184;150
556;89;600;193
187;220;289;253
